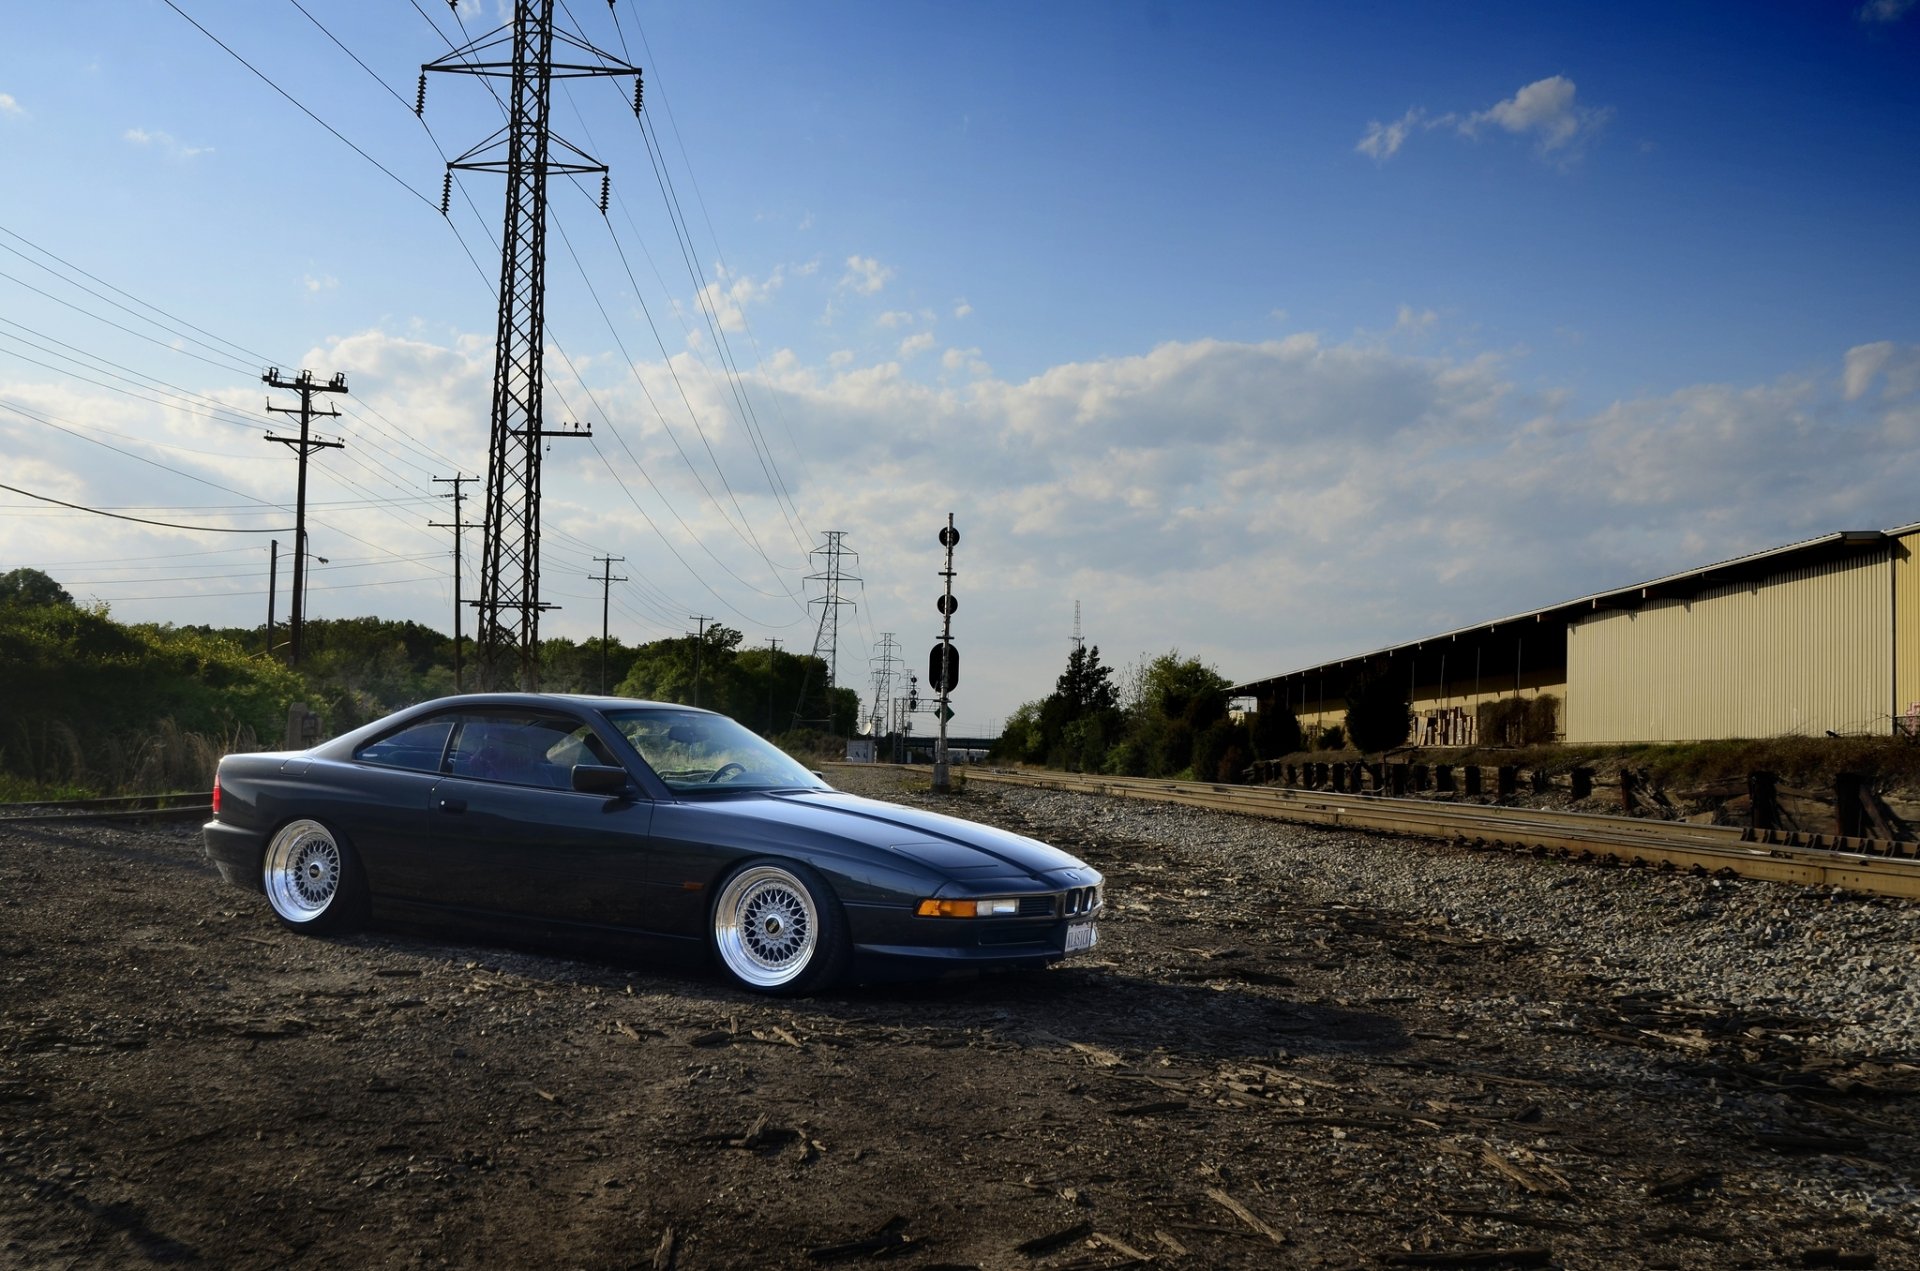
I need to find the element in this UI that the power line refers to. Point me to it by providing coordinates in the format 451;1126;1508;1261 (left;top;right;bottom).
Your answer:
161;0;438;212
0;482;291;533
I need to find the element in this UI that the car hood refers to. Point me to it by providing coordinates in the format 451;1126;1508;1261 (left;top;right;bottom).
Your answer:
724;788;1091;879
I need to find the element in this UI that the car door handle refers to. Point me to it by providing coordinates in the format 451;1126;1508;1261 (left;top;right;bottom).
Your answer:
438;798;467;814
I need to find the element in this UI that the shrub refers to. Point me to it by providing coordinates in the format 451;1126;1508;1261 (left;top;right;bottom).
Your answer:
1316;724;1346;751
1477;694;1561;746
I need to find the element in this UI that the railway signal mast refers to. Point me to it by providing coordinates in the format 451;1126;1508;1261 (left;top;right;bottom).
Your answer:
930;515;960;793
422;3;638;690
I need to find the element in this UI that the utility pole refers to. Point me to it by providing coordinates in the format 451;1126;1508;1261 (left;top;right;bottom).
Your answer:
430;474;476;692
262;368;347;667
423;4;637;691
266;538;278;659
765;638;781;735
688;615;712;707
590;555;627;693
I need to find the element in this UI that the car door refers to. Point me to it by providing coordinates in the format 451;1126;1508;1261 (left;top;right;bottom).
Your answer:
422;709;660;932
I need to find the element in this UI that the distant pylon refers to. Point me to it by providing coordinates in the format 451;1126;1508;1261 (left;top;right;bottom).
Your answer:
792;531;859;729
1072;599;1084;654
423;3;637;690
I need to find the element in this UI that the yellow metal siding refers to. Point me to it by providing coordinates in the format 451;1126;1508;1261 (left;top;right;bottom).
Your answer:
1565;553;1892;743
1893;532;1920;727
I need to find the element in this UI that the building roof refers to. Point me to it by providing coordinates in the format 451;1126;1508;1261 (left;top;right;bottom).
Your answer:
1231;523;1913;695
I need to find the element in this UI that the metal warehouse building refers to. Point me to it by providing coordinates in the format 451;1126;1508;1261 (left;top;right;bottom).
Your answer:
1231;522;1920;745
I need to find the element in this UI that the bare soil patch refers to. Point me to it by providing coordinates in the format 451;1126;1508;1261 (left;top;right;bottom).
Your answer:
3;766;1915;1269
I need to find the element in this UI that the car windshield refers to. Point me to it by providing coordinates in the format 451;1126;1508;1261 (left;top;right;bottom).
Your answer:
603;708;826;794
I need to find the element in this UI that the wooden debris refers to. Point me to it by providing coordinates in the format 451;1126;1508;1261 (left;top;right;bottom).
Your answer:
807;1216;914;1262
1015;1220;1094;1257
1377;1248;1551;1268
1753;1131;1871;1155
1093;1231;1155;1262
1478;1147;1569;1198
1648;1168;1720;1200
688;1029;733;1048
651;1226;676;1271
1114;1099;1189;1117
1151;1230;1188;1256
1205;1187;1285;1245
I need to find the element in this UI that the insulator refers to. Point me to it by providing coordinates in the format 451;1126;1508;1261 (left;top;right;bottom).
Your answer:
632;74;644;116
598;174;610;215
414;72;427;117
439;171;452;217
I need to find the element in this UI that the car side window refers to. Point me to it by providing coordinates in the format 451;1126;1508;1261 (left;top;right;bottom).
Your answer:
353;717;455;773
447;714;615;788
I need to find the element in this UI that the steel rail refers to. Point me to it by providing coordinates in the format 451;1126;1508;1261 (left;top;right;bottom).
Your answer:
0;792;212;825
962;769;1920;901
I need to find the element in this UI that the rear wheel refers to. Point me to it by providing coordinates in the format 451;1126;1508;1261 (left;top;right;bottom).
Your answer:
262;819;365;932
710;861;848;995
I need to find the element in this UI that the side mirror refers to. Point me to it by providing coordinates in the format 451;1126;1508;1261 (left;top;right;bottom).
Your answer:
572;764;633;796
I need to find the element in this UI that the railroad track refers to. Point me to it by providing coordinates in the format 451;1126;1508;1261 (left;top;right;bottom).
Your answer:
961;769;1920;901
0;791;212;825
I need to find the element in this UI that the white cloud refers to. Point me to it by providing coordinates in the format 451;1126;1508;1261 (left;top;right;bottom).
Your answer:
0;93;25;119
124;127;212;160
876;310;915;329
953;299;973;319
840;255;893;295
1395;305;1438;333
899;332;936;358
1858;0;1916;21
1359;76;1609;165
1357;108;1425;160
1462;75;1611;158
828;349;855;368
692;265;784;333
302;273;338;294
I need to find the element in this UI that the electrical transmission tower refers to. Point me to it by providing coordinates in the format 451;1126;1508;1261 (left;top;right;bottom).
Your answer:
423;3;638;690
792;531;858;730
867;632;901;737
1072;599;1084;653
262;368;347;667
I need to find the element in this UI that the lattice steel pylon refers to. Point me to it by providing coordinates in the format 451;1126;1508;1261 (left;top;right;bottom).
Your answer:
791;531;858;729
423;3;638;690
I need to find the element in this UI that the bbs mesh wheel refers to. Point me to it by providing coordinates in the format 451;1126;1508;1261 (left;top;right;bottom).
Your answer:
262;819;365;932
710;861;848;994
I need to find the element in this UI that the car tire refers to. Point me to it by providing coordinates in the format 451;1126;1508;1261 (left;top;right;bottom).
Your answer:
262;818;366;933
710;860;849;995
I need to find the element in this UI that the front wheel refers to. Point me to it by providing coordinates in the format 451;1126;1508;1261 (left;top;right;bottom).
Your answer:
710;861;848;995
262;819;365;933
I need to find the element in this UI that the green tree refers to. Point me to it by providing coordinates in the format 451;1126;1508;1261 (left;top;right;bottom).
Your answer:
1248;697;1304;759
0;567;74;608
1344;670;1412;754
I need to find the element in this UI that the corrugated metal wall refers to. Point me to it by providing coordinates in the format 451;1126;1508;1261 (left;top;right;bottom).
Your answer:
1565;551;1893;742
1892;532;1920;728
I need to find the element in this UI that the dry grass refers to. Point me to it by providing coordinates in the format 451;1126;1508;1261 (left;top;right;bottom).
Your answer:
2;717;261;799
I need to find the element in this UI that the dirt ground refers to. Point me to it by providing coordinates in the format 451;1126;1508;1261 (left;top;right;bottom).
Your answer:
3;767;1916;1270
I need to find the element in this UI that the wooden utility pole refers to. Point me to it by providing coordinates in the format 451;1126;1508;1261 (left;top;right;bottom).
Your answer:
431;474;476;692
263;368;347;666
590;555;627;693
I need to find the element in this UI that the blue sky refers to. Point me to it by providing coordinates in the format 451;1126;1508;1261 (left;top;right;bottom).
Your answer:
3;0;1919;734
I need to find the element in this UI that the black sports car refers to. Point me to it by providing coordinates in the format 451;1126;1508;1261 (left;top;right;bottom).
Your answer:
203;694;1103;994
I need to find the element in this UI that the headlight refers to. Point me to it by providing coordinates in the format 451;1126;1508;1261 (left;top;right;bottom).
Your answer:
916;897;1021;918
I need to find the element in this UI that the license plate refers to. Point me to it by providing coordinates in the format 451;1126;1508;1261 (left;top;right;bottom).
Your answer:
1065;921;1098;954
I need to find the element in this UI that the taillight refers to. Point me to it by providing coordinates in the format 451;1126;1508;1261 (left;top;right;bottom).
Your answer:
211;780;222;817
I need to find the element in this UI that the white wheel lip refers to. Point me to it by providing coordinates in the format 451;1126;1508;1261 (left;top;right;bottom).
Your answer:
713;864;819;989
263;819;342;924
